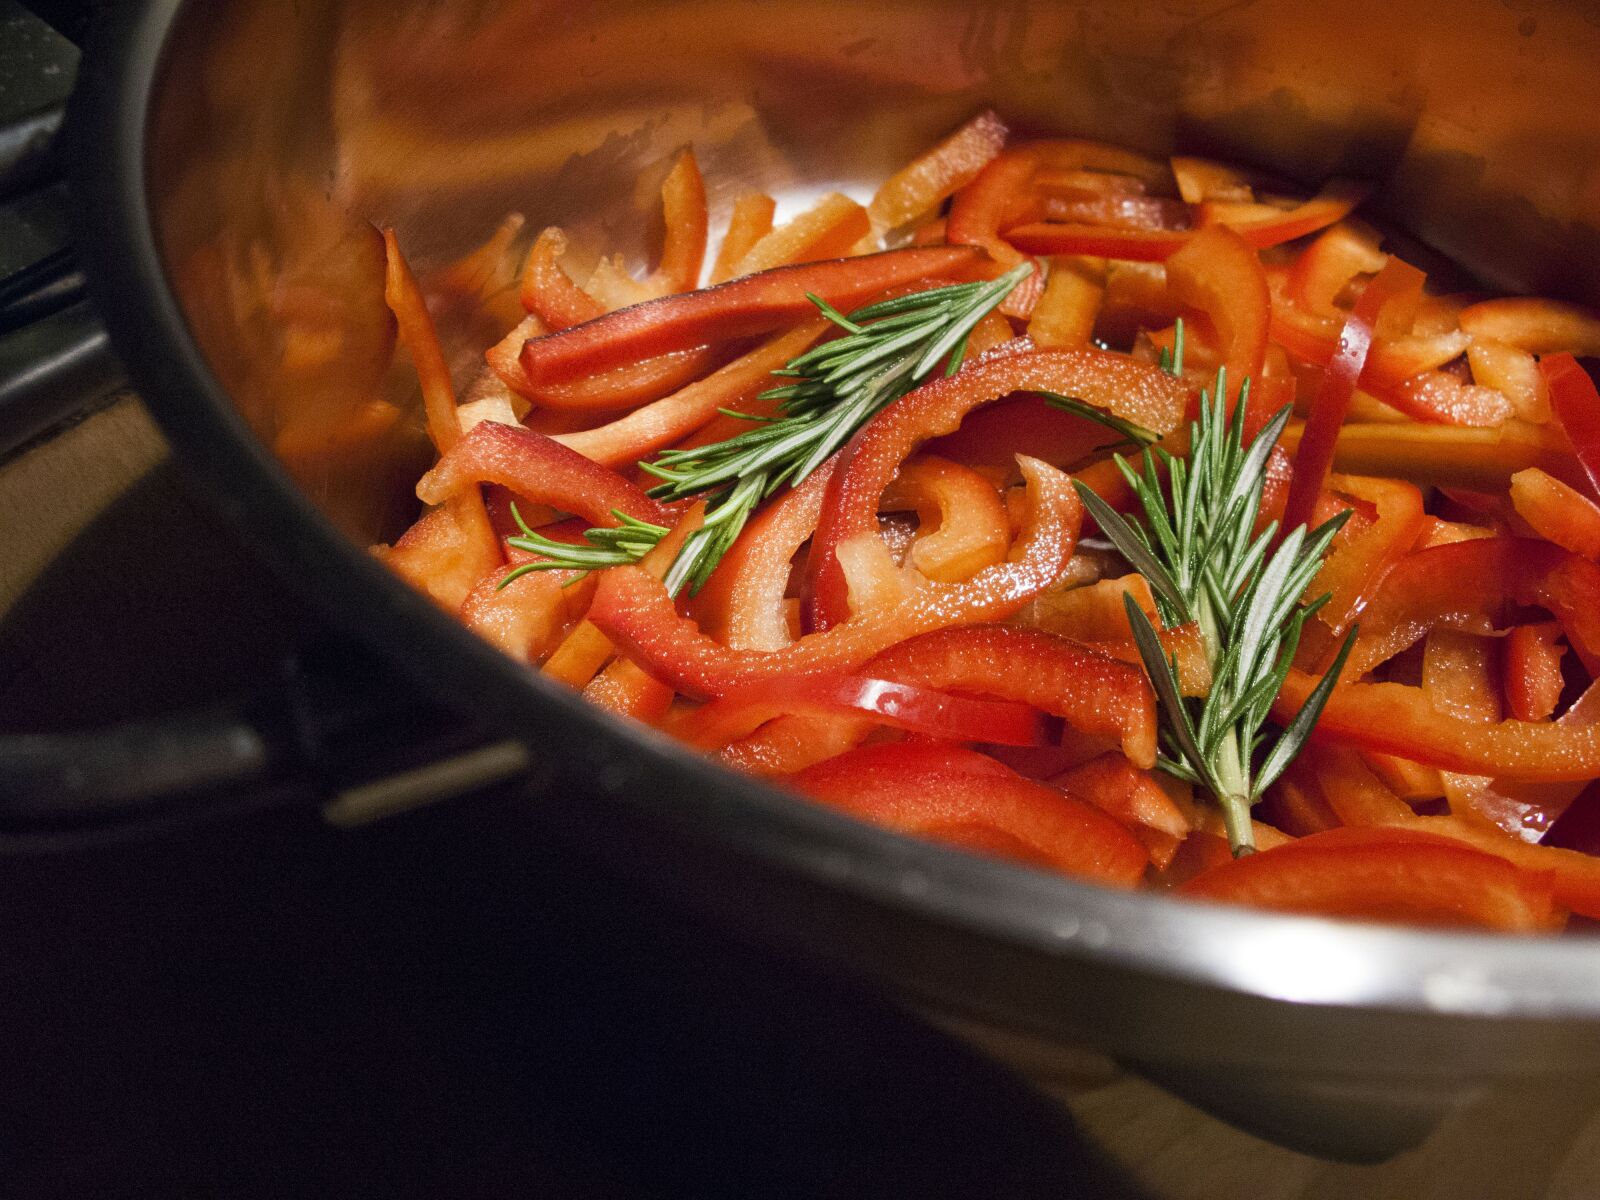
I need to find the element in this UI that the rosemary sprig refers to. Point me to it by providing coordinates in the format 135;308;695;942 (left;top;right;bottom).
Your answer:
1074;356;1356;857
498;261;1034;595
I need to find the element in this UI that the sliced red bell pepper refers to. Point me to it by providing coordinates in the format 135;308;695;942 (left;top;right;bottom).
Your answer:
870;109;1008;231
583;658;675;723
1052;753;1191;869
1163;224;1269;419
1297;473;1425;667
1504;623;1567;724
518;246;981;385
587;454;1082;697
711;193;777;283
519;226;606;329
552;322;825;468
1340;536;1600;678
878;454;1011;583
863;625;1157;768
1460;298;1600;357
1282;256;1426;535
1004;180;1366;262
1276;668;1600;782
1178;825;1562;931
383;228;465;453
504;343;722;410
729;193;871;277
805;345;1187;630
417;419;677;527
1541;352;1600;501
651;149;709;295
1509;466;1600;560
785;741;1148;886
670;673;1055;750
1382;371;1513;427
693;458;838;651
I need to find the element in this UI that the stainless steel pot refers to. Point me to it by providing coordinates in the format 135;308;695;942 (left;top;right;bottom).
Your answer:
66;0;1600;1163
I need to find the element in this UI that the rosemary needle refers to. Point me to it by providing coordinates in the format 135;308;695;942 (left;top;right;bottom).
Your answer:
502;261;1034;595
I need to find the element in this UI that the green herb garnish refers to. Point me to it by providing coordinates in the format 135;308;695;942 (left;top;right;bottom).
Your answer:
500;262;1033;595
1074;334;1355;856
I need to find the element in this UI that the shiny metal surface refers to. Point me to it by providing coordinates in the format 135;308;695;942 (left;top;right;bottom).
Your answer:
81;0;1600;1162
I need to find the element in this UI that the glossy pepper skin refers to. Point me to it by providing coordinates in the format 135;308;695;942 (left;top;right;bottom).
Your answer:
788;741;1149;886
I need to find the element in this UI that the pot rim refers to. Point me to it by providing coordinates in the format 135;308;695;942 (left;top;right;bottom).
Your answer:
67;0;1600;1027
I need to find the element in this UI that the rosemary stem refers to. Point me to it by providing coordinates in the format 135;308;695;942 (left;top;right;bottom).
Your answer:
1195;574;1257;856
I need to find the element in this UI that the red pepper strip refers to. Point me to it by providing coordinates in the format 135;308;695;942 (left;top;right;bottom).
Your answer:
1004;181;1365;262
518;246;981;385
869;109;1008;231
552;321;826;467
1276;665;1600;782
519;226;605;329
1270;303;1469;394
1286;223;1388;317
459;568;571;665
1542;352;1600;500
1460;298;1600;357
864;625;1157;768
718;714;876;777
1164;225;1269;421
786;741;1149;886
417;419;677;527
378;499;504;612
670;674;1054;750
729;194;871;278
587;454;1081;698
1038;190;1193;232
1282;257;1426;536
584;658;675;723
805;346;1188;630
693;458;838;651
1052;753;1191;870
1510;466;1600;559
1179;826;1562;932
383;228;464;453
1297;474;1425;668
510;344;722;410
711;193;777;284
924;394;1123;472
1381;371;1513;427
879;455;1011;583
1504;624;1567;724
651;149;708;295
1341;536;1600;678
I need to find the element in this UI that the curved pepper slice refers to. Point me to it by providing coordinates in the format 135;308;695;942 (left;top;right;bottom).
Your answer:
1283;256;1425;535
1504;623;1567;724
519;226;606;330
1004;180;1366;261
552;322;825;467
417;419;677;527
669;674;1055;750
1275;670;1600;782
1509;467;1600;560
786;741;1148;886
693;458;838;651
1164;224;1269;418
1340;536;1600;677
879;455;1011;583
1542;352;1600;501
1178;826;1562;931
518;246;982;385
864;624;1157;767
805;345;1187;630
587;454;1082;697
870;109;1009;231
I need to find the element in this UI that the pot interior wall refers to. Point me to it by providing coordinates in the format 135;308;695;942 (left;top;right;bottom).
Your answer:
146;0;1600;542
